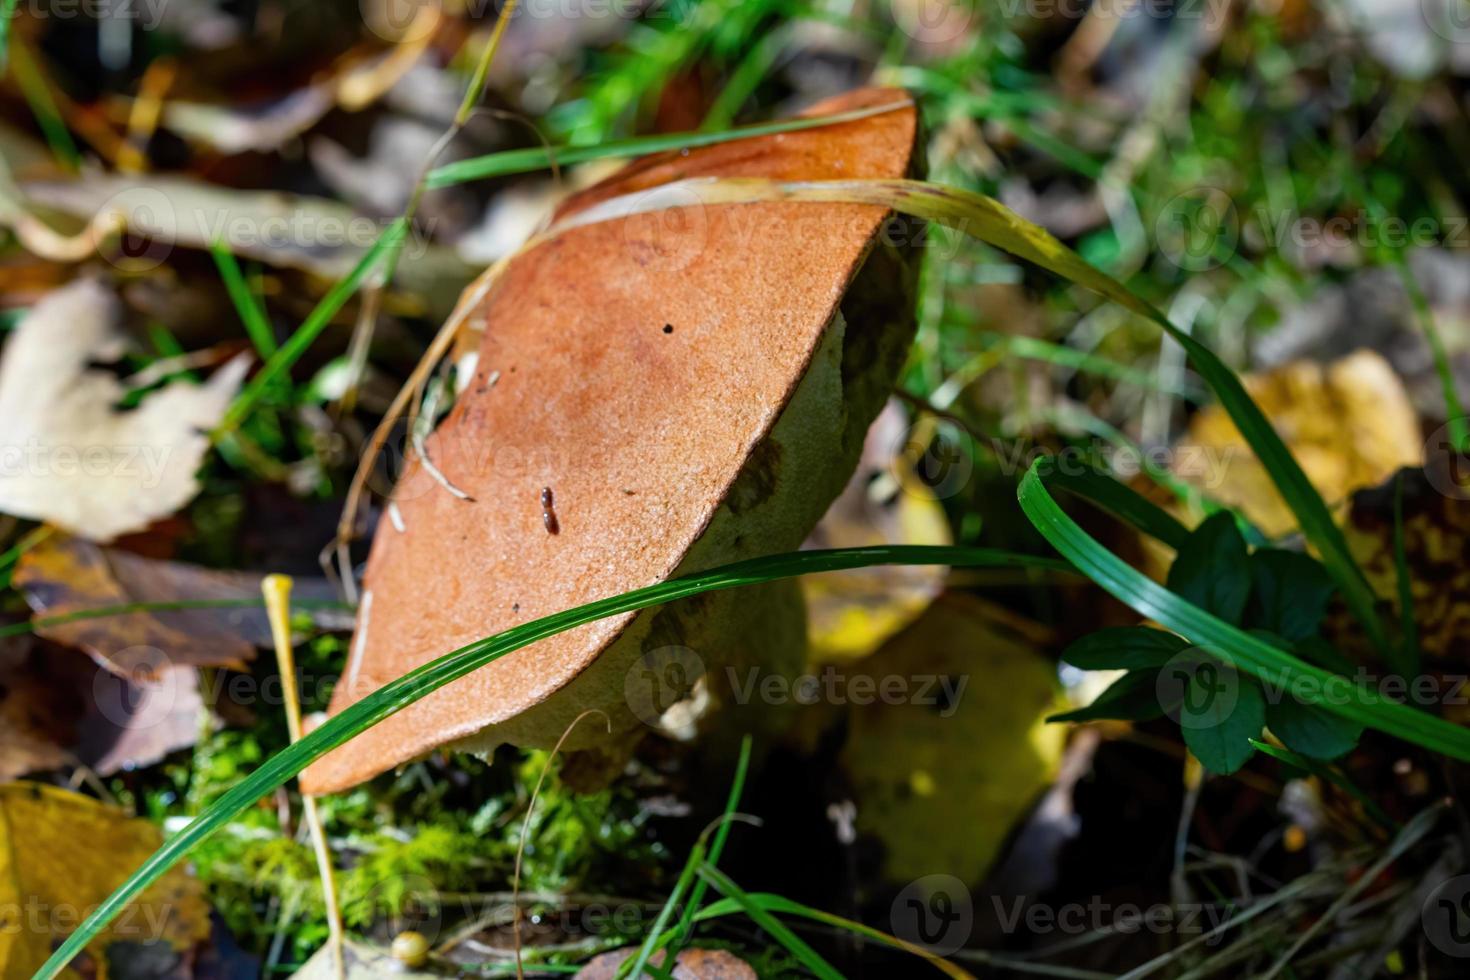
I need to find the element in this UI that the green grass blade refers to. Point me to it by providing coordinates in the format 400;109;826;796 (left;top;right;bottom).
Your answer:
1017;460;1470;760
693;892;973;978
210;240;277;357
619;737;754;976
619;840;705;979
423;101;912;189
219;218;406;432
9;41;80;169
1043;466;1191;551
996;334;1203;402
1248;739;1398;832
674;735;752;943
0;0;17;73
694;865;842;980
35;544;1063;980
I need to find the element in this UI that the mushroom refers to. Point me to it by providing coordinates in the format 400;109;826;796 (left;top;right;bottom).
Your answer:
301;86;921;793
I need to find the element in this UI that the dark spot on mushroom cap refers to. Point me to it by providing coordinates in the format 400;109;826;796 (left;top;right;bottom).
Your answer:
662;324;674;334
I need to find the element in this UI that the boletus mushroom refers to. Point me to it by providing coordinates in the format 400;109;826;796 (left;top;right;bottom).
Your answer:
301;86;922;793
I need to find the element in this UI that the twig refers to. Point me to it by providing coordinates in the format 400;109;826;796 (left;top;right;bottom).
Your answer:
263;574;345;980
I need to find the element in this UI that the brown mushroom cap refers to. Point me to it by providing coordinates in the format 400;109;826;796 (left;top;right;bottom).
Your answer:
301;87;920;794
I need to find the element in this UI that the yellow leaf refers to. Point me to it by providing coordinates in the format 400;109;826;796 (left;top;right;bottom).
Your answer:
0;783;210;978
839;593;1064;884
1176;350;1422;537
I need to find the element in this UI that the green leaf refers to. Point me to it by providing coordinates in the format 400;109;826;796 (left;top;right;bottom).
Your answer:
1266;696;1363;761
1016;460;1470;762
1167;512;1251;624
1177;659;1265;774
1248;548;1334;641
1050;671;1166;723
0;0;18;74
1063;626;1188;671
425;100;912;188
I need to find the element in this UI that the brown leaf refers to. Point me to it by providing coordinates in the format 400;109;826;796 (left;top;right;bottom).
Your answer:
0;640;81;781
0;639;204;781
839;592;1064;884
13;533;347;678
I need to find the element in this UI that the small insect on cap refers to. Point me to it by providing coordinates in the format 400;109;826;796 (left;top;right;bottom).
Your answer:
301;87;922;794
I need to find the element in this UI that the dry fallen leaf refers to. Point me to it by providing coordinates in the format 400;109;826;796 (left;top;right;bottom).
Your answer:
0;280;248;542
0;782;211;977
13;533;349;677
21;178;475;318
0;640;79;781
1337;452;1470;661
840;592;1064;885
801;401;951;666
1176;349;1422;537
0;638;203;782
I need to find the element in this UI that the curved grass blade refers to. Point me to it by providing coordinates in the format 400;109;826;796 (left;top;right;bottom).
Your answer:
693;865;842;980
424;101;913;189
674;735;752;942
1248;739;1397;832
35;544;1065;979
1042;466;1190;551
218;217;407;433
1017;460;1470;760
693;893;975;979
550;176;1391;662
619;839;704;980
